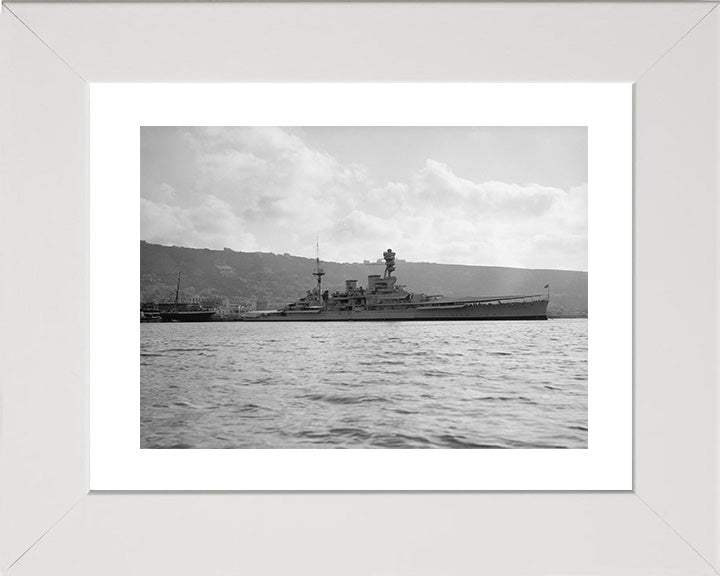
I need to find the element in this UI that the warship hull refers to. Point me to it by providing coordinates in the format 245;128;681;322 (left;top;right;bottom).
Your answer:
241;248;551;322
243;296;548;322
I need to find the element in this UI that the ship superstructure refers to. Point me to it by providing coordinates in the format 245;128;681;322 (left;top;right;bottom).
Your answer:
242;249;549;321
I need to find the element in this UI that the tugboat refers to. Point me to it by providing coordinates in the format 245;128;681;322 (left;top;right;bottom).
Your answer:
141;272;216;322
242;248;549;321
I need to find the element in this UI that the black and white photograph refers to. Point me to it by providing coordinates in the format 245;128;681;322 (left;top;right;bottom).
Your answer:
140;126;588;449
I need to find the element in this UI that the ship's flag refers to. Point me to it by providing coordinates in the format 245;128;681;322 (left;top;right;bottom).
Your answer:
544;284;549;289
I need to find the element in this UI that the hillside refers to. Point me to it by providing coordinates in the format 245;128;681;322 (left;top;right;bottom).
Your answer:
140;242;588;317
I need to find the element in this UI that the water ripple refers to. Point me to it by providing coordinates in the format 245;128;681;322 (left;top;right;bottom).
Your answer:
141;319;588;449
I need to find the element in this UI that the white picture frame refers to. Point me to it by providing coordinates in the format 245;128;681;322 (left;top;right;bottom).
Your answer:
89;82;630;491
1;2;719;574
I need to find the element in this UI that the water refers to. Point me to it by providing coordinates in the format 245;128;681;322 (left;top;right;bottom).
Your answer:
141;319;588;449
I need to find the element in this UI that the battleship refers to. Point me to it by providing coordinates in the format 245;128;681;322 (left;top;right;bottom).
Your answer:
141;272;216;322
242;248;549;321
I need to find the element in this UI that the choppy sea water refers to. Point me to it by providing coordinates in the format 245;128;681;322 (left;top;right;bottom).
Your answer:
141;319;588;449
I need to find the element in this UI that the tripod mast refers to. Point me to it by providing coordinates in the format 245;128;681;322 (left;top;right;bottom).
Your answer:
311;238;325;300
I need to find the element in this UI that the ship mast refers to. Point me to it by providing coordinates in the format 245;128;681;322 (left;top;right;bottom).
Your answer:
312;238;325;301
175;272;182;304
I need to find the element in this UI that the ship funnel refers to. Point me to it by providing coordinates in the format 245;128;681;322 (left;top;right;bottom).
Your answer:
345;280;358;291
368;275;381;292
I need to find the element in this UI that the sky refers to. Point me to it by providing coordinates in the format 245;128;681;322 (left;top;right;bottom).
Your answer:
141;126;587;271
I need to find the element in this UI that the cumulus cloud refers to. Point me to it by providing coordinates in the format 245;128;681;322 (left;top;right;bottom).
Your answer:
140;185;258;252
141;127;587;270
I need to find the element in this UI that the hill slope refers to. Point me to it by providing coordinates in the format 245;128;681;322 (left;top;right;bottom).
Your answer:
140;242;588;317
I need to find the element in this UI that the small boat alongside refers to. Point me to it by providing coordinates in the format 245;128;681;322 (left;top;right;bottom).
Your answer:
141;272;216;322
